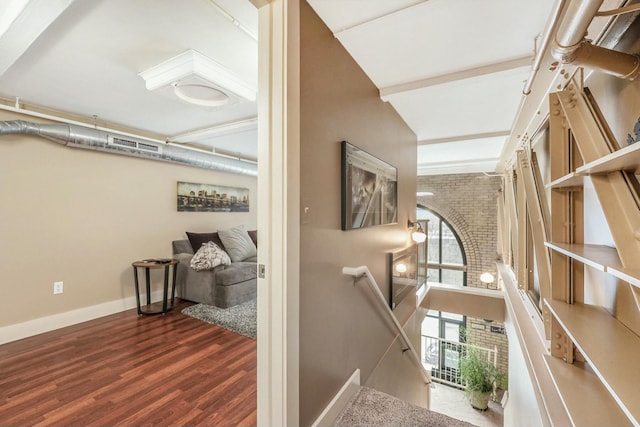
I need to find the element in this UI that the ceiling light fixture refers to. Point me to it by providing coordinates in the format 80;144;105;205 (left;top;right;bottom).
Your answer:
172;83;229;107
139;49;256;107
417;191;434;196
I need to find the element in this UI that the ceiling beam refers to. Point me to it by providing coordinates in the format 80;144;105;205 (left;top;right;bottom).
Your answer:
333;1;430;37
419;130;510;146
380;55;533;100
249;0;271;9
417;157;501;176
0;0;75;78
418;156;501;168
168;117;258;142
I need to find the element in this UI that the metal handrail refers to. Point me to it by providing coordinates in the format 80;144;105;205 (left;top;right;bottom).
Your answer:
342;265;431;384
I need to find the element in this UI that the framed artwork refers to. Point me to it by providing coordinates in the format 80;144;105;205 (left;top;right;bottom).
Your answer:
341;141;397;230
388;244;418;310
177;181;249;212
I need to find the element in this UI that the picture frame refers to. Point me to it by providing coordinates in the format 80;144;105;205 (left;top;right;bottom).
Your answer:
341;141;397;230
388;244;418;310
177;181;250;212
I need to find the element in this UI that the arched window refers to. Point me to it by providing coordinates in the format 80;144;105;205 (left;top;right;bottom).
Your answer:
418;205;468;386
417;205;467;286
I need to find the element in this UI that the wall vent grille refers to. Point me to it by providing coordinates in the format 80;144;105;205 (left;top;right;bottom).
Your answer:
137;142;160;153
111;137;137;148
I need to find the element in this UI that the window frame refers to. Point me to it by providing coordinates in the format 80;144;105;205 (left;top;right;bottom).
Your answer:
418;205;467;286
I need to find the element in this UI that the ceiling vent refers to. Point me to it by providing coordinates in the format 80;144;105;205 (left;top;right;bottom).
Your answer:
109;136;162;153
138;50;256;107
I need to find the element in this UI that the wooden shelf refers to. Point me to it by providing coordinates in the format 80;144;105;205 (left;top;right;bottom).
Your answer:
544;242;622;272
544;356;631;427
545;299;640;425
608;266;640;289
546;172;585;189
577;142;640;175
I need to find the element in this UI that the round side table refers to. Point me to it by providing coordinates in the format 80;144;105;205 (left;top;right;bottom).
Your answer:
132;259;179;315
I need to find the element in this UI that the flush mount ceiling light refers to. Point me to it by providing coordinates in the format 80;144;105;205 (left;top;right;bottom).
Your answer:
173;83;229;107
139;49;256;107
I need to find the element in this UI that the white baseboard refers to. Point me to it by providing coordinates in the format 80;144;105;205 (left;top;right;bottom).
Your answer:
311;369;361;427
0;290;165;345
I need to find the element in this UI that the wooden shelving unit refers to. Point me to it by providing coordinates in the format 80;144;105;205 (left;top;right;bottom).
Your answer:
543;355;631;427
545;172;585;189
608;266;640;289
545;299;640;425
544;242;623;272
576;142;640;175
541;82;640;427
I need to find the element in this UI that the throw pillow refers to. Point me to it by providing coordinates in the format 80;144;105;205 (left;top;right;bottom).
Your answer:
248;229;258;247
190;241;231;271
218;224;257;262
186;231;227;253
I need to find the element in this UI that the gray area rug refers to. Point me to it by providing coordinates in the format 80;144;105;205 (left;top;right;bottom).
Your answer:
181;299;256;340
335;386;477;427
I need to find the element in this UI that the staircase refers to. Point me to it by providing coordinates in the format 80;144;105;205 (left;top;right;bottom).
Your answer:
333;386;477;427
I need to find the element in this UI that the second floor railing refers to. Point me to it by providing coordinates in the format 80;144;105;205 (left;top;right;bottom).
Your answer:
422;335;497;389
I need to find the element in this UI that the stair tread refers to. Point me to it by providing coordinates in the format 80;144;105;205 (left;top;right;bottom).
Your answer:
334;386;477;427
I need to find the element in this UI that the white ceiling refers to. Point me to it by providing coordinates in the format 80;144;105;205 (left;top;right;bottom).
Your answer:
308;0;555;175
0;0;259;160
1;0;557;174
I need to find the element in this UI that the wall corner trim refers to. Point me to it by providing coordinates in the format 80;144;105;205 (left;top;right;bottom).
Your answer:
311;369;361;427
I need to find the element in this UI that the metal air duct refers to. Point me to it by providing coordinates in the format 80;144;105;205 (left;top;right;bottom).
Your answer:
552;0;640;80
0;120;257;176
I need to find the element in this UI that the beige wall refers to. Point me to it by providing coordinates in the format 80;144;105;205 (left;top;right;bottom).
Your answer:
0;109;257;328
299;2;423;425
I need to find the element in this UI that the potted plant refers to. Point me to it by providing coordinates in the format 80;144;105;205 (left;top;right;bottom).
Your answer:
459;348;505;411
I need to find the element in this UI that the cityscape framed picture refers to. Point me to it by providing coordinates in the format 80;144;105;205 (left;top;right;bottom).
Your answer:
177;181;249;212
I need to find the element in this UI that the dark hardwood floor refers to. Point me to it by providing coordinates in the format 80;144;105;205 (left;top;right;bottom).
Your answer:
0;299;257;427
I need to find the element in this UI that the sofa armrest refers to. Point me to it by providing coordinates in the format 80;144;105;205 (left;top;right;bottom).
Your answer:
175;253;216;304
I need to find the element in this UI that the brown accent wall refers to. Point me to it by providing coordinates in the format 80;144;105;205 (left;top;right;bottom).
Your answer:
299;2;421;425
0;109;257;327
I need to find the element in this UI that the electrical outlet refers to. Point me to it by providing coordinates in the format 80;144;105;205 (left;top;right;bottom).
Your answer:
53;281;64;294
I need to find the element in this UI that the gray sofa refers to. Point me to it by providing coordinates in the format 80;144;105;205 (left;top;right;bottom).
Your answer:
172;239;257;308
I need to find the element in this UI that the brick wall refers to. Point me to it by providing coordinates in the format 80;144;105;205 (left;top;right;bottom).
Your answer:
418;173;509;380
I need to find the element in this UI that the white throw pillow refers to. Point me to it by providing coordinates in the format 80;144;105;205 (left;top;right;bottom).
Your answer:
218;224;257;262
190;241;231;271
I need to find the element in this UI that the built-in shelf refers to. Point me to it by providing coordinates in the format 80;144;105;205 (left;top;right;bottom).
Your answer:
544;355;631;427
545;172;585;189
544;242;622;272
545;299;640;425
576;142;640;175
608;266;640;289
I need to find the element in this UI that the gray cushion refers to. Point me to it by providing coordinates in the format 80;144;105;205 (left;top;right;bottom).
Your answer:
215;262;257;286
218;225;257;262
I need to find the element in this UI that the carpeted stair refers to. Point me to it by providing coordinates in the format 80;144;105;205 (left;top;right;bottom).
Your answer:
333;386;477;427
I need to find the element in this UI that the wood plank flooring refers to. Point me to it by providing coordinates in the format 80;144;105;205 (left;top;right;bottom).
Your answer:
0;299;257;427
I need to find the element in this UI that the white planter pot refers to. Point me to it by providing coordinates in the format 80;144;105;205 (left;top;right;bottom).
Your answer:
469;390;491;411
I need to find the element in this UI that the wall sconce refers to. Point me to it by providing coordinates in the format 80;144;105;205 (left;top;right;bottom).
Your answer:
408;220;427;243
480;272;495;285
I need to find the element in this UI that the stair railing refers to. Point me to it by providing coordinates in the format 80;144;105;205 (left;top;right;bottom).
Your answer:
343;265;431;384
